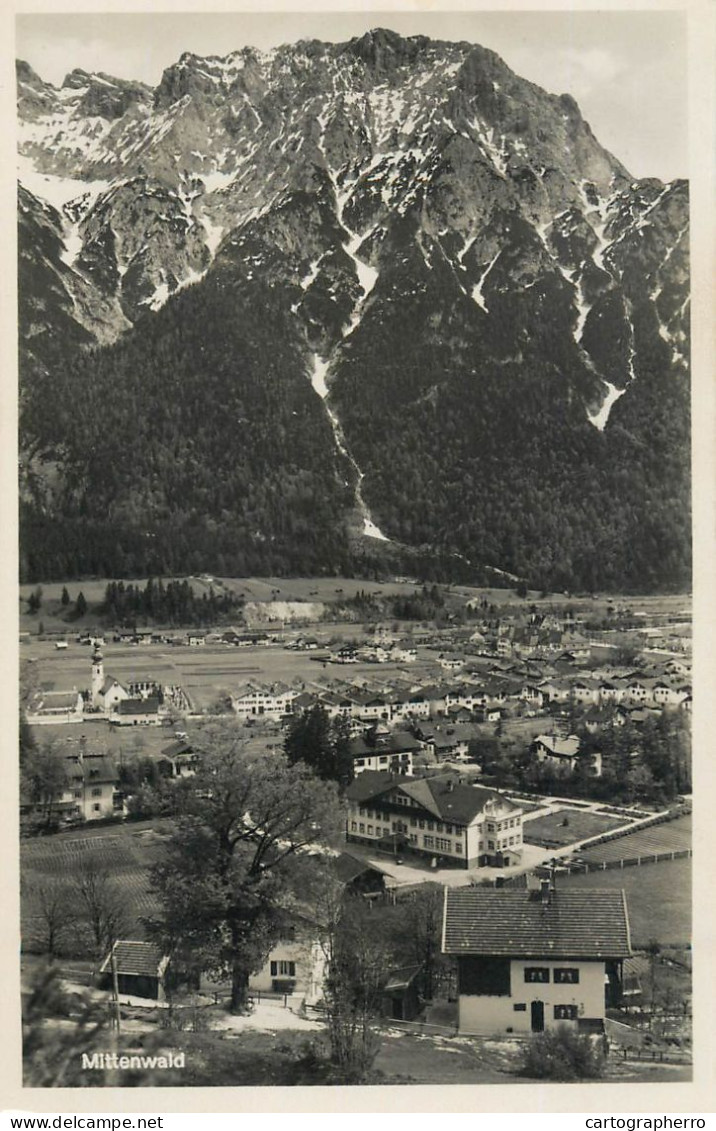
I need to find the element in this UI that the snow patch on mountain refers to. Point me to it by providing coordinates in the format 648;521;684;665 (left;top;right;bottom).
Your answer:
472;251;500;313
308;353;389;541
588;381;626;431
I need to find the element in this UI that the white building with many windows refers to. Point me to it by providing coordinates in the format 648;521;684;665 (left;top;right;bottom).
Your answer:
345;771;523;868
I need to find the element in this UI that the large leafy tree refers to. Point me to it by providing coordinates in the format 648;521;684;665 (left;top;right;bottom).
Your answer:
284;705;353;787
21;740;69;830
145;722;342;1012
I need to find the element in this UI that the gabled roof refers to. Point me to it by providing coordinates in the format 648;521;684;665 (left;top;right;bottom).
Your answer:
67;755;117;784
383;964;423;992
100;940;167;977
346;771;518;826
161;738;193;758
117;697;159;715
534;734;580;757
443;888;631;959
334;852;390;886
101;675;126;694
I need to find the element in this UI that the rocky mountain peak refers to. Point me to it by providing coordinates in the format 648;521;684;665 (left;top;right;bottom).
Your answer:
16;29;690;591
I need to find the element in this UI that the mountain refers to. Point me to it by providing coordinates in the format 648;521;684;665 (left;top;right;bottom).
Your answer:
16;29;690;589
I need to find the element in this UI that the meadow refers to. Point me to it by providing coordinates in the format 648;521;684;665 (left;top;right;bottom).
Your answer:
522;807;631;847
559;858;691;948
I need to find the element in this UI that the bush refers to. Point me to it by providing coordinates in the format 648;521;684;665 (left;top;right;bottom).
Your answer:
518;1026;606;1081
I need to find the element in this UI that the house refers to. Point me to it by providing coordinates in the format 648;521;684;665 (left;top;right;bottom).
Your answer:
442;883;631;1036
532;734;602;777
249;934;326;1004
232;682;298;721
63;752;119;821
158;738;201;779
26;689;84;725
520;684;545;708
345;771;523;868
570;679;601;705
333;852;392;900
98;941;170;1002
391;691;431;721
111;697;161;726
381;965;424;1021
349;731;420;775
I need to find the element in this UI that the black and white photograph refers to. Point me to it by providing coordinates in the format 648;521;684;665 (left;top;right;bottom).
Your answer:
11;2;708;1101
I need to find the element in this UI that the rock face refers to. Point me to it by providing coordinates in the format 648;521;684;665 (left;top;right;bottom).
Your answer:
16;30;690;589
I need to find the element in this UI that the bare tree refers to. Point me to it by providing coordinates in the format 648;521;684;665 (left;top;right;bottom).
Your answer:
24;877;77;960
315;869;389;1083
73;856;130;959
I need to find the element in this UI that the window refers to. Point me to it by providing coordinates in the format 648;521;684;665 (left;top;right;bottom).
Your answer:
93;804;100;812
554;1004;578;1020
488;823;495;832
444;824;453;835
436;822;444;833
454;841;463;853
271;961;296;977
524;968;550;983
423;835;434;849
554;968;580;984
419;820;425;829
409;834;418;844
367;825;373;835
427;821;434;831
74;790;82;798
488;841;495;851
91;787;102;797
410;817;417;827
513;1003;527;1012
359;823;365;833
435;837;451;852
350;821;357;831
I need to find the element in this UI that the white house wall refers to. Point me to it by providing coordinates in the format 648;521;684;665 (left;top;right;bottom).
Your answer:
458;959;606;1036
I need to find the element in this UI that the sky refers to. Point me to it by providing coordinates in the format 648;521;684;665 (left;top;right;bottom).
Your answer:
15;9;689;182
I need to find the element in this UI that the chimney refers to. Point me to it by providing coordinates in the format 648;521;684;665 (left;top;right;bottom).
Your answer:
540;878;551;905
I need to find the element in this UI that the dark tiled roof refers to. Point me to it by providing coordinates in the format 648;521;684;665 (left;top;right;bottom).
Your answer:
346;771;518;827
117;697;159;715
100;940;166;977
67;755;117;784
161;739;193;757
334;852;389;885
443;888;631;958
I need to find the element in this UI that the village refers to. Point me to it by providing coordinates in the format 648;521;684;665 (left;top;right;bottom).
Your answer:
19;581;693;1085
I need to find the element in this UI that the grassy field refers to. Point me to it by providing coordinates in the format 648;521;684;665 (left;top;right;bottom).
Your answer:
578;816;692;863
20;575;692;630
559;858;691;947
23;632;446;712
522;808;631;846
22;822;166;950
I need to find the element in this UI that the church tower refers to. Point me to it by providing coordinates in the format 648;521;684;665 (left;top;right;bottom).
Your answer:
91;645;104;709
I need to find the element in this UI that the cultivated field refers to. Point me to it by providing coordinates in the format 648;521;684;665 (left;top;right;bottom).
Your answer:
23;632;445;712
21;823;165;950
577;816;692;864
522;807;631;847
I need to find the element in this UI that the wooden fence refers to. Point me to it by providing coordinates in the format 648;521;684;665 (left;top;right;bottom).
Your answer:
562;848;691;874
